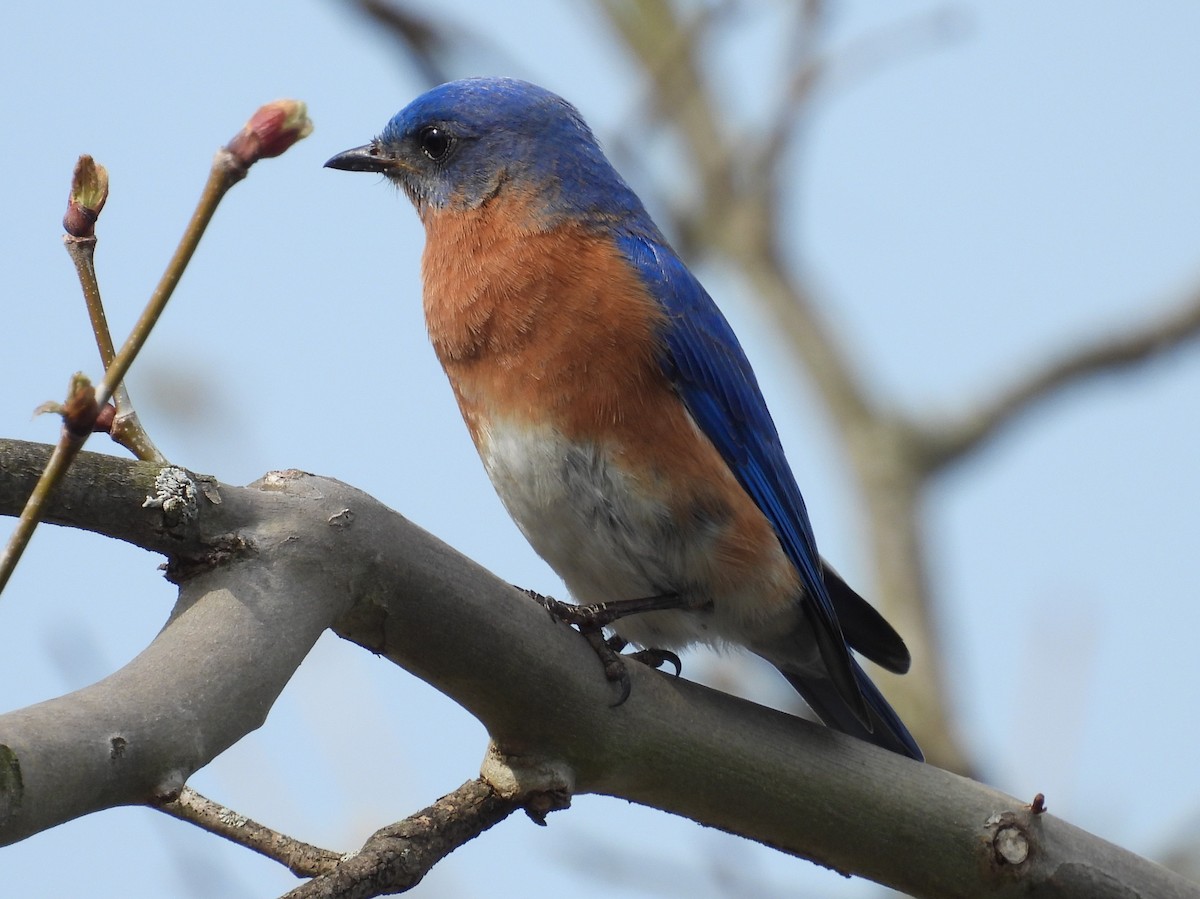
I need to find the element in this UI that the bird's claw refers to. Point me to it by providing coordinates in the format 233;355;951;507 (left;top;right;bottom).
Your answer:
606;633;680;675
584;629;633;706
627;648;682;677
522;588;682;704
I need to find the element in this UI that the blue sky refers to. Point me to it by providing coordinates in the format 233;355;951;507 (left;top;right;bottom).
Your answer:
3;2;1200;896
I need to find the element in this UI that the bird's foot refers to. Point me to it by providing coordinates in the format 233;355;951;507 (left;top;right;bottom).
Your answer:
527;589;687;630
522;589;684;705
602;633;681;677
627;648;682;677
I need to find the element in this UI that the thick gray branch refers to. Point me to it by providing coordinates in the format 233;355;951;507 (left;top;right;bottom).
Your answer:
0;439;1194;898
0;447;357;843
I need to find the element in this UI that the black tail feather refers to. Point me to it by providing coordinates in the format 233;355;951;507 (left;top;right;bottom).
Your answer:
779;659;924;761
821;561;911;675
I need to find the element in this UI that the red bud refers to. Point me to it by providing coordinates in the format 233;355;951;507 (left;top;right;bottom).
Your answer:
226;100;313;167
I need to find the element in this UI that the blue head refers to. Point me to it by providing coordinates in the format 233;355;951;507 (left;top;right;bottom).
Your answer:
326;78;655;232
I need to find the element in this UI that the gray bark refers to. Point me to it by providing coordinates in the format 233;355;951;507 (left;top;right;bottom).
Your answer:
0;438;1195;898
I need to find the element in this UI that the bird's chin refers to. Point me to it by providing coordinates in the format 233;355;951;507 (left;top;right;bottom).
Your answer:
397;180;422;205
398;183;436;220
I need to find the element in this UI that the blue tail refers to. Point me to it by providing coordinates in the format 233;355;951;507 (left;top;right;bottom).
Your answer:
779;660;924;761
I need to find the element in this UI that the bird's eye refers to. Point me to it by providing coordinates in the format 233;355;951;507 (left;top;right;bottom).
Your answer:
417;125;454;162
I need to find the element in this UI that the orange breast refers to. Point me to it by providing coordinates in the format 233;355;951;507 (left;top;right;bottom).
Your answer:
420;200;800;634
422;198;665;437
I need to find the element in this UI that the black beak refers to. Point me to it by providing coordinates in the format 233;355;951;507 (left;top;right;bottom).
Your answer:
324;143;395;173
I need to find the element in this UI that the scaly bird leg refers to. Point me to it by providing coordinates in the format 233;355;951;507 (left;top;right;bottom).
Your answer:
522;589;684;705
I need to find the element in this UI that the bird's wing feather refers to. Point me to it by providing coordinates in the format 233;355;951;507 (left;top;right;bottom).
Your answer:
617;234;866;722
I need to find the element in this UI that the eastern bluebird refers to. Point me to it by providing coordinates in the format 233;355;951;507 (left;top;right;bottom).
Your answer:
327;77;922;760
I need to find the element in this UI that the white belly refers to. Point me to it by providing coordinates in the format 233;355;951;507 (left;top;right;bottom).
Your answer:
479;419;727;648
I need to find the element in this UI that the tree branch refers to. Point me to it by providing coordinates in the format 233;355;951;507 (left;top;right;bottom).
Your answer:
0;439;204;556
0;465;348;845
598;0;877;436
919;282;1200;470
757;3;967;180
0;439;1195;897
157;786;343;879
342;0;516;89
280;779;519;899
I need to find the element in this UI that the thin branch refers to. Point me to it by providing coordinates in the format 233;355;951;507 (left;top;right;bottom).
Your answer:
752;0;828;182
157;787;342;879
0;100;312;599
90;100;312;420
343;0;459;86
919;282;1200;469
821;4;968;95
599;0;875;428
342;0;516;89
598;0;736;228
63;155;166;463
280;779;520;899
757;4;966;180
0;376;97;598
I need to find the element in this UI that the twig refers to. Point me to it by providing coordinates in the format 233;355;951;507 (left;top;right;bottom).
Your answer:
345;0;521;89
157;786;342;879
280;779;521;899
62;155;167;463
346;0;458;85
0;100;312;599
751;0;827;184
756;4;969;208
597;0;737;233
820;3;968;100
94;102;310;415
0;376;99;597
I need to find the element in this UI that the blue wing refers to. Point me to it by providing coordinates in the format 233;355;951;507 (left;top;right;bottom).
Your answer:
615;233;922;760
616;235;864;709
614;231;921;758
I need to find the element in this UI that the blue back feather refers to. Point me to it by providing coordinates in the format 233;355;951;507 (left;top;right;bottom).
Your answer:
615;235;843;646
614;233;928;754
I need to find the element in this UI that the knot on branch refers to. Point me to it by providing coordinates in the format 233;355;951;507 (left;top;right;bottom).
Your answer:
984;806;1041;872
480;741;575;826
142;466;200;529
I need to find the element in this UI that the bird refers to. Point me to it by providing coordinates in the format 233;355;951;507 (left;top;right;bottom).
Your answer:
326;77;922;761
